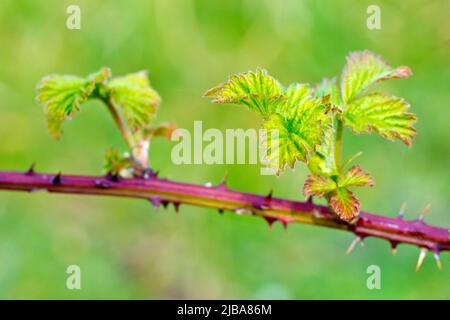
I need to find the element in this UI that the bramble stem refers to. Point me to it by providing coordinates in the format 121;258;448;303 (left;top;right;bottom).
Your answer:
0;170;448;254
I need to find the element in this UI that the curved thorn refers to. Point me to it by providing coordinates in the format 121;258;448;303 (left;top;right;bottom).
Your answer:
418;203;432;222
26;163;36;175
397;202;406;219
217;172;229;189
416;248;427;272
390;241;398;255
433;252;442;270
263;216;277;231
346;236;362;255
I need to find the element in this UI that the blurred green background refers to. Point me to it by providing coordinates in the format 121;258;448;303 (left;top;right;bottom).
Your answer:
0;0;449;299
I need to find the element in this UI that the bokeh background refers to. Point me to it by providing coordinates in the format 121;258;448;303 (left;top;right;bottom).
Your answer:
0;0;449;299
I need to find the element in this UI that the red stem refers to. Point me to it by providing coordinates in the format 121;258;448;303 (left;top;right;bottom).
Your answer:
0;169;448;254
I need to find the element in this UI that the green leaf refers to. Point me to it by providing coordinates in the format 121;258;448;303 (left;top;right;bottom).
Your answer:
344;93;417;146
338;165;374;188
205;71;332;174
204;68;284;118
108;71;161;132
303;174;337;197
36;74;95;139
329;187;360;222
262;84;331;173
341;50;412;103
36;68;112;139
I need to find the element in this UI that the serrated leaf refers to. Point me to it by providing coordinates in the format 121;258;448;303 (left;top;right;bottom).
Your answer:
36;74;97;139
262;84;331;174
341;50;412;103
108;71;161;132
303;174;337;197
329;187;360;222
344;93;417;146
338;165;374;188
204;68;284;117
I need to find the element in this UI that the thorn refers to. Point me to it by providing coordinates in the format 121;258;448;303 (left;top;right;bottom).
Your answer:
143;169;158;179
263;216;277;231
216;172;229;189
26;163;36;175
52;172;62;184
346;236;364;255
390;241;398;255
173;202;180;213
397;202;406;219
433;252;442;270
161;200;169;209
149;197;161;209
418;203;432;222
253;189;274;210
105;171;119;182
416;248;427;272
306;196;313;204
280;220;289;232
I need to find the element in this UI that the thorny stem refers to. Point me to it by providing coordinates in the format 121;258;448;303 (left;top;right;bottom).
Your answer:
0;169;449;260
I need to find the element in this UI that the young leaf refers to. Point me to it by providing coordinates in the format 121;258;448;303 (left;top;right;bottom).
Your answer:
36;68;112;139
329;187;360;222
108;71;161;132
262;84;331;173
343;93;417;146
341;50;412;103
204;68;284;118
303;174;337;197
36;75;95;138
338;165;374;188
